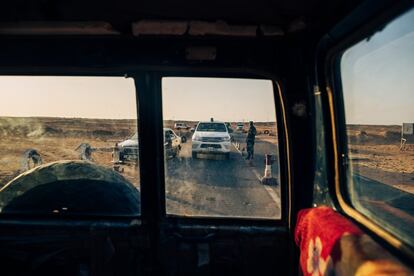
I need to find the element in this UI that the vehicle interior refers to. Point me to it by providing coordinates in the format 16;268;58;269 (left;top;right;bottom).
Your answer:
0;0;413;275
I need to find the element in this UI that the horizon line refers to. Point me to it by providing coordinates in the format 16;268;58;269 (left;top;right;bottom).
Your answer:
0;116;409;126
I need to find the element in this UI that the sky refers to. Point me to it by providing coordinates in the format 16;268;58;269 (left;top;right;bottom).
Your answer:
0;76;277;122
341;8;414;125
0;76;137;119
162;78;276;122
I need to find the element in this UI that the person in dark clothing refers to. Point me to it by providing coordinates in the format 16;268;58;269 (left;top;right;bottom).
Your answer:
245;121;257;160
164;130;173;157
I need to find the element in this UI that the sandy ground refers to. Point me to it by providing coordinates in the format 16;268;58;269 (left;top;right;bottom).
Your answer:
0;118;412;197
0;136;141;187
349;144;414;193
0;117;139;186
347;125;414;194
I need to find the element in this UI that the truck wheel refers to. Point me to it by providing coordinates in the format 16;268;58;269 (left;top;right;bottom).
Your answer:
192;152;197;159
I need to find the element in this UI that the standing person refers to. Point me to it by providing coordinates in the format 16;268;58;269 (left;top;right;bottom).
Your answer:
245;121;257;160
164;130;174;158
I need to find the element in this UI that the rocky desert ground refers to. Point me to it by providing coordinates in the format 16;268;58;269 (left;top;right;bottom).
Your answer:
0;117;138;186
0;117;412;195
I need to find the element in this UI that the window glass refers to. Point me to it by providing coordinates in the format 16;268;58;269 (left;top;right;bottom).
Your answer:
162;77;281;219
197;123;227;132
0;76;140;216
341;8;414;245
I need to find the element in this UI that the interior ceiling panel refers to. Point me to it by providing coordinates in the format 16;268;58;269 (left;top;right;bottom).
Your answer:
0;0;362;27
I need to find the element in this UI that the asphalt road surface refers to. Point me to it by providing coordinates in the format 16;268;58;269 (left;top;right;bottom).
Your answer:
165;132;281;219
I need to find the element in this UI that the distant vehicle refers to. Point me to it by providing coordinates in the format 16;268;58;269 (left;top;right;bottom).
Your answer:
164;128;182;157
174;123;190;130
114;128;181;163
191;121;231;159
236;123;244;131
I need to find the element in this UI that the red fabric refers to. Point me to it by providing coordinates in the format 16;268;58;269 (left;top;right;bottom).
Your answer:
294;206;362;276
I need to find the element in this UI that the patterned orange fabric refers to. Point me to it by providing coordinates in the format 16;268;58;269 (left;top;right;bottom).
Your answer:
295;206;362;276
294;206;413;276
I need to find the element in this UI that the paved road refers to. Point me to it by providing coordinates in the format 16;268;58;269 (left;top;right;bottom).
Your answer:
165;133;281;219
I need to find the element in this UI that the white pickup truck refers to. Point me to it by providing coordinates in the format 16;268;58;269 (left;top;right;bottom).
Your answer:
191;121;231;159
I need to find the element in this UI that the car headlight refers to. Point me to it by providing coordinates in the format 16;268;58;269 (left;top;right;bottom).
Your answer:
223;136;231;141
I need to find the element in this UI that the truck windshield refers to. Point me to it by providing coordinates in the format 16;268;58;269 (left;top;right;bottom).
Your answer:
197;123;227;132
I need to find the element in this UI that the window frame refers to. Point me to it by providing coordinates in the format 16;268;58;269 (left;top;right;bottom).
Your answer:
319;1;414;261
157;70;291;228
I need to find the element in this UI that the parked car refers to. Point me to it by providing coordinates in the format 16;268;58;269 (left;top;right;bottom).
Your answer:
164;128;182;158
174;122;189;130
236;123;244;131
191;121;231;159
114;128;181;163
